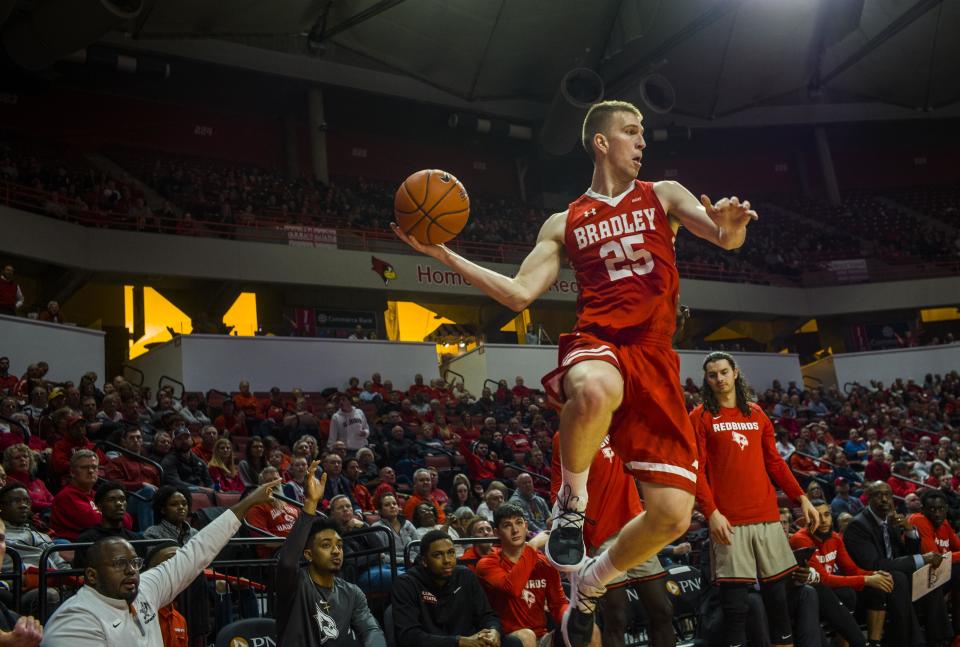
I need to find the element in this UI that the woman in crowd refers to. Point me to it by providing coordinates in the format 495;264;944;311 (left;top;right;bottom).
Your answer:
143;485;196;545
207;438;244;492
445;473;478;515
926;460;949;488
372;492;418;568
238;437;267;487
3;445;53;514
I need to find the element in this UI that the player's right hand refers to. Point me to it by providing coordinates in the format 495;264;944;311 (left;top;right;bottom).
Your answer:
865;571;894;592
390;222;447;260
709;510;734;545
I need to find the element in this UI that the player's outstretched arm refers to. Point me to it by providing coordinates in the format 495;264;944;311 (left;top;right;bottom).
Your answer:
653;180;757;250
391;212;565;312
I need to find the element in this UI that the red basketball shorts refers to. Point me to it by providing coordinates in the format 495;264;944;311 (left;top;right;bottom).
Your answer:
542;330;698;494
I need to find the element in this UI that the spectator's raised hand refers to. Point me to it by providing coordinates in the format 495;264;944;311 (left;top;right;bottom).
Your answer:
303;460;327;514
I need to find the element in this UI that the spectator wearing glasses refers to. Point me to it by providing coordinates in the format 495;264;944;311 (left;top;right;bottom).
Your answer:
41;479;279;646
49;450;104;541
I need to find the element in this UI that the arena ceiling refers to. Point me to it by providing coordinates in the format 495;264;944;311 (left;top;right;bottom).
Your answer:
4;0;960;124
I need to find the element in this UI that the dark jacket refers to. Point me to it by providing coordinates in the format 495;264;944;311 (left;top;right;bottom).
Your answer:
161;451;212;489
391;564;499;647
276;512;385;647
843;507;920;574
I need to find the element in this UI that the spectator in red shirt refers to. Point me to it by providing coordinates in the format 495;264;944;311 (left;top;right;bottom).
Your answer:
344;458;374;513
925;461;948;488
50;450;104;540
403;469;446;524
461;437;500;485
476;503;587;646
51;409;105;486
864;448;892;482
104;427;160;530
245;465;300;558
191;425;219;464
233;381;260;431
371;466;396;507
213;399;246;437
0;397;28;452
511;377;531;399
0;357;18;395
3;443;53;513
406;374;431;399
208;437;244;492
789;437;829;482
887;462;918;498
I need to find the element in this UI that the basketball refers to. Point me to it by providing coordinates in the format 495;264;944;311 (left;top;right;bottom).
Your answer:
394;169;470;245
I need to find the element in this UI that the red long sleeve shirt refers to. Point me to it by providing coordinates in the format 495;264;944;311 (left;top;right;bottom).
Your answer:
888;475;918;498
692;403;804;525
476;545;568;637
908;513;960;563
49;483;101;541
104;454;160;491
789;528;870;590
550;433;643;551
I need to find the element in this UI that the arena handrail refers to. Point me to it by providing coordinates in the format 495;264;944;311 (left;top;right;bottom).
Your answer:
98;439;165;483
159;375;185;402
504;462;551;486
0;546;25;616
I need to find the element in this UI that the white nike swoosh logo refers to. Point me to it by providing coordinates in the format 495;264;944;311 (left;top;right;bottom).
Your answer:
631;197;641;202
453;586;462;594
713;415;722;420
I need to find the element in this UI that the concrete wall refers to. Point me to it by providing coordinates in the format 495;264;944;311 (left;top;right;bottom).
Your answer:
178;335;441;393
4;206;960;316
831;343;960;390
0;314;105;386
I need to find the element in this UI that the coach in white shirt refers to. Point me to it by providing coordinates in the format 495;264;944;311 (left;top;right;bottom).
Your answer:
40;478;280;646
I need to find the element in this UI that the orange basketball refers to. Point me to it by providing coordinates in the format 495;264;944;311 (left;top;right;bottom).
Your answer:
394;169;470;244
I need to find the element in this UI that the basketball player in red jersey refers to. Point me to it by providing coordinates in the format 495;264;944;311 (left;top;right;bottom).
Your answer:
393;99;757;647
550;433;675;647
691;352;819;647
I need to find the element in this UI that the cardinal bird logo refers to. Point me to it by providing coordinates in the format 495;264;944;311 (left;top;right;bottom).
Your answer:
371;256;397;284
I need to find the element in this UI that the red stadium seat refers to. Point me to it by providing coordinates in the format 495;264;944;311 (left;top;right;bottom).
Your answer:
192;491;214;511
425;454;455;472
216;492;242;508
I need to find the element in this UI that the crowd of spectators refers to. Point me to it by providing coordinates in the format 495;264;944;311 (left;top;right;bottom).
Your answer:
4;136;960;286
0;349;959;644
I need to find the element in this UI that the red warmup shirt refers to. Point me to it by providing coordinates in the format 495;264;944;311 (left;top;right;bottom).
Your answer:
104;454;161;490
565;180;679;339
692;402;804;525
909;513;960;563
789;528;870;590
550;432;643;551
476;545;568;637
888;475;917;498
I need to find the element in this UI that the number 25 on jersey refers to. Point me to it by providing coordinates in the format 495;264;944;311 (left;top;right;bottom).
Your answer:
601;233;655;281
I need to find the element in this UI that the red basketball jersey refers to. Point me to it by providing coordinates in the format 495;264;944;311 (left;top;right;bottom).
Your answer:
565;180;679;340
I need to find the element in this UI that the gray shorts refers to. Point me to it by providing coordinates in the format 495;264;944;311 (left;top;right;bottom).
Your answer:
711;521;797;583
596;533;666;587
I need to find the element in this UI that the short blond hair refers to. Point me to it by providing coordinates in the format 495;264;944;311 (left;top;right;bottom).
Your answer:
581;100;643;161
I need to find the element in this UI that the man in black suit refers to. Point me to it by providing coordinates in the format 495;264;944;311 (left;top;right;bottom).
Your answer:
843;481;947;647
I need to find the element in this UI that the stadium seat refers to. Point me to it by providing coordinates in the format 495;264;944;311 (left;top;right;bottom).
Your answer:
425;454;455;472
214;618;277;647
192;491;215;511
215;492;241;508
